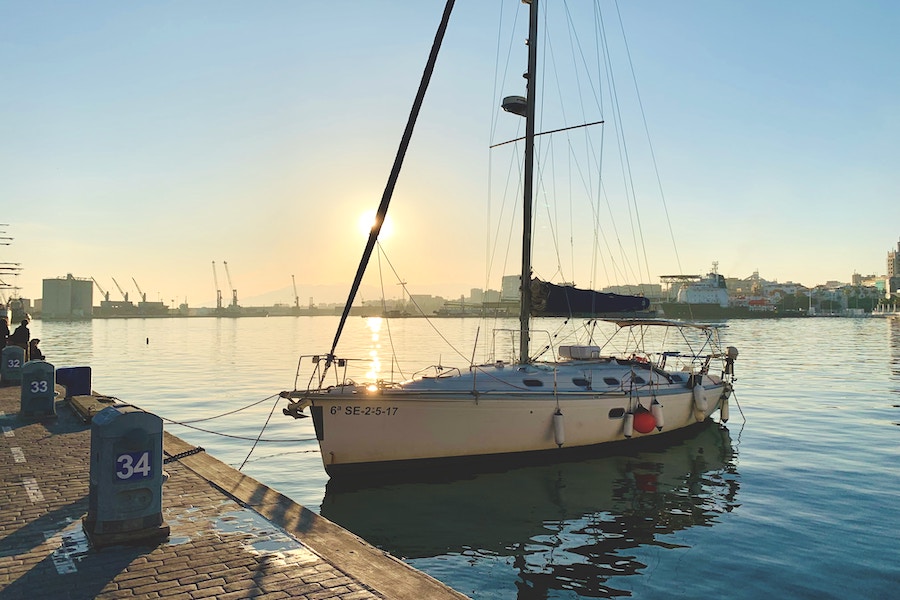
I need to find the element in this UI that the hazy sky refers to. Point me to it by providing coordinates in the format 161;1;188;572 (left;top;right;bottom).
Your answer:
2;1;899;307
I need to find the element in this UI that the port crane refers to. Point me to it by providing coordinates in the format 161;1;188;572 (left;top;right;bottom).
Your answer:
111;277;129;302
292;275;299;309
91;277;110;302
211;262;223;310
132;277;147;303
223;261;238;308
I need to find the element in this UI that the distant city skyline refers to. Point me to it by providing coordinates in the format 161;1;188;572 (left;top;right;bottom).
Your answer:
3;244;898;310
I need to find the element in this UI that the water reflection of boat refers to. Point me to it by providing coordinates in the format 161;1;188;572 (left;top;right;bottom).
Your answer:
320;421;739;596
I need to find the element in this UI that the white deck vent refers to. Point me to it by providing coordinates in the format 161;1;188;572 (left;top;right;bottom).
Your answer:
558;345;601;360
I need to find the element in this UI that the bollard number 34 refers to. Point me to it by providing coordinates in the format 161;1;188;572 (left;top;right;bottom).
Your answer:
116;451;152;481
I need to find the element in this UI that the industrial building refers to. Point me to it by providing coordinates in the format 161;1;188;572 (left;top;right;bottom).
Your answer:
42;274;93;320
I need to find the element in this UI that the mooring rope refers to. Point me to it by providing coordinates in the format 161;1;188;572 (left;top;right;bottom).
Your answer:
238;395;283;470
165;394;279;424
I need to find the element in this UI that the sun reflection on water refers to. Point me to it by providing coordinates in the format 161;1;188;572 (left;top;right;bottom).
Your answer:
365;317;382;381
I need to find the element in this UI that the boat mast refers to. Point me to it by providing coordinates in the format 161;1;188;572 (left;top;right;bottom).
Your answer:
519;0;538;364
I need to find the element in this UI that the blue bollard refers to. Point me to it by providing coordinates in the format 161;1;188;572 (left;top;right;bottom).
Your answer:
20;360;57;417
82;404;170;547
1;345;26;384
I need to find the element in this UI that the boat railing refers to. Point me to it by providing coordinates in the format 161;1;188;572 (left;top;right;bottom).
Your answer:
411;364;463;379
597;320;728;371
655;350;723;374
291;353;380;393
292;354;468;393
490;327;557;363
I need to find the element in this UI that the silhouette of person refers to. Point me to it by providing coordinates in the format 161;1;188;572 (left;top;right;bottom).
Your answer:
9;319;30;350
29;339;44;361
0;316;9;350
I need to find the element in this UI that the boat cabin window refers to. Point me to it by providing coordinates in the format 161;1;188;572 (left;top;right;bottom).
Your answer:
608;407;625;419
633;376;646;384
603;377;619;386
572;377;591;388
523;379;544;387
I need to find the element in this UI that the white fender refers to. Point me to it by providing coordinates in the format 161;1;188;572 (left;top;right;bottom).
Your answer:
693;384;708;411
623;412;634;438
720;396;730;423
693;383;708;422
553;410;565;447
651;401;665;431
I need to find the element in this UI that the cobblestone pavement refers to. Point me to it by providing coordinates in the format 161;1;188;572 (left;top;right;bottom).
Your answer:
0;382;468;599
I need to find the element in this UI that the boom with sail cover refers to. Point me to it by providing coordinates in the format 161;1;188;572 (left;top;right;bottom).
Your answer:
530;278;650;317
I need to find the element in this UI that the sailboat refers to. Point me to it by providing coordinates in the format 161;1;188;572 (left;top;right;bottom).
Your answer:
281;0;739;479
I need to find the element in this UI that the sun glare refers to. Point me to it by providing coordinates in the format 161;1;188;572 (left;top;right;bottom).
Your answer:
358;210;394;239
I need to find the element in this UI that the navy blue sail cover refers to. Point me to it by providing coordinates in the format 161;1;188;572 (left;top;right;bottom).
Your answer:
530;279;650;317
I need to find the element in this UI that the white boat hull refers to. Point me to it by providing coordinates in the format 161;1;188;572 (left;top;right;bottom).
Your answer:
302;367;727;476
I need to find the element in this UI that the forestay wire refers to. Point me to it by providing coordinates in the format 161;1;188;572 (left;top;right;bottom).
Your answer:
323;0;456;381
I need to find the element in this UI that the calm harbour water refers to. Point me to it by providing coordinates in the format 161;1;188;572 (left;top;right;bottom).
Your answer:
30;315;900;599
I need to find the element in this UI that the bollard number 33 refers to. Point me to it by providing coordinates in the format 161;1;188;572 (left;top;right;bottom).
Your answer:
116;451;152;481
30;380;50;393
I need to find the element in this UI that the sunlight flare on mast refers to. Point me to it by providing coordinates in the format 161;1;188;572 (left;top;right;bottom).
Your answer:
358;210;394;240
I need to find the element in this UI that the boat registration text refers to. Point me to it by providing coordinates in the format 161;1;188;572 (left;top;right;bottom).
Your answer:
330;405;399;416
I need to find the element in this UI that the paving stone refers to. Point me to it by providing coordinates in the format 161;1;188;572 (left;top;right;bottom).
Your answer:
0;385;467;600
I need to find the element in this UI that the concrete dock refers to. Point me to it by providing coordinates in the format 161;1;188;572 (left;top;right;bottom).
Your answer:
0;379;469;599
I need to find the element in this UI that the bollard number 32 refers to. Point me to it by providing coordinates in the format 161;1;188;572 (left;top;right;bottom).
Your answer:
116;451;152;481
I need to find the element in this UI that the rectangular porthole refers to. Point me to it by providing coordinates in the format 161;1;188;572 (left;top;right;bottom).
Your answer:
608;407;625;419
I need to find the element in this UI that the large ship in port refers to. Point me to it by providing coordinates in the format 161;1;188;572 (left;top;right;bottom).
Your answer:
658;266;779;320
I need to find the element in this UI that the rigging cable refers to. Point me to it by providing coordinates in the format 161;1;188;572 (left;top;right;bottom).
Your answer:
485;1;518;323
580;0;650;291
369;243;472;365
375;244;407;381
323;0;456;380
611;0;683;280
239;394;285;470
730;388;747;423
357;245;575;391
